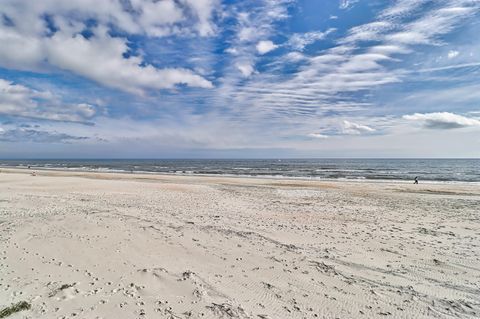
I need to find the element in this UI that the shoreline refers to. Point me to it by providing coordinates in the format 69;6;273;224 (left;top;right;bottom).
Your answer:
1;165;479;186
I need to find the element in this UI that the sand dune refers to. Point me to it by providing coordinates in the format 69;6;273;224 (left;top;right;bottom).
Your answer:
1;169;479;318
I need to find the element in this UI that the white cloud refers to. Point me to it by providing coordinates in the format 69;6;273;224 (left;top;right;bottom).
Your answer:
0;0;216;94
182;0;219;37
403;112;480;129
448;50;459;59
256;40;278;55
341;120;375;135
341;21;393;44
308;133;329;139
386;4;478;46
369;44;411;55
0;0;219;37
288;29;335;51
386;31;430;45
225;47;239;55
133;0;185;36
380;0;424;19
283;52;307;62
238;27;257;42
213;0;292;109
45;29;213;94
410;62;480;73
338;53;392;72
339;0;359;10
236;62;255;77
0;78;97;122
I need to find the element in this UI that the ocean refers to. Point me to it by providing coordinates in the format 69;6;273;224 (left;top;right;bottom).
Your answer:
0;159;479;183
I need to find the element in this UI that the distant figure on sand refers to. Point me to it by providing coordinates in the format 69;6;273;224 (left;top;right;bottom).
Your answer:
414;176;418;184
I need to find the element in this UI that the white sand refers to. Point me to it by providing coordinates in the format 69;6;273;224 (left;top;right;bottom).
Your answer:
1;168;479;318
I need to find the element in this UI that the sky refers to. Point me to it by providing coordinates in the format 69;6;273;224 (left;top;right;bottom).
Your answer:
0;0;480;158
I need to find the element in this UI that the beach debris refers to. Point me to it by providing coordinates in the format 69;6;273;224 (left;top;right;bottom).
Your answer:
261;282;274;289
206;303;251;318
180;270;196;281
309;260;337;275
48;282;76;297
0;301;31;318
418;227;438;236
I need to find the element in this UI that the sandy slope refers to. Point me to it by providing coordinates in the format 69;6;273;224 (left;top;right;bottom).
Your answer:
0;168;479;319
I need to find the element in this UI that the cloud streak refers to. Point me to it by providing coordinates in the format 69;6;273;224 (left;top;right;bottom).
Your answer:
0;127;88;143
341;120;375;135
403;112;480;129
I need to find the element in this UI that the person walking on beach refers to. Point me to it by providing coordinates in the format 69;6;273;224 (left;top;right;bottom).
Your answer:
414;176;418;184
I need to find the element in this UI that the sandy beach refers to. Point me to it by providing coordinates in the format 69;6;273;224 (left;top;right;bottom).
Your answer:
0;168;479;319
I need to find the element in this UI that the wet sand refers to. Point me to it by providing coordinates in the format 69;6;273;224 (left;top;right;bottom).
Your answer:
1;168;479;318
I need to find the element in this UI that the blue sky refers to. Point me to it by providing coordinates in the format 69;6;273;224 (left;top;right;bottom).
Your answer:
0;0;479;158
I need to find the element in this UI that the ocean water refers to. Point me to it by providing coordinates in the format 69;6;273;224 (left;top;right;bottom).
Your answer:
0;159;479;183
0;159;480;182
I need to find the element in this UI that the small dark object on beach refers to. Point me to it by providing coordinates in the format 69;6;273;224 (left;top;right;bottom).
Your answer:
414;176;418;184
48;283;75;297
0;301;31;318
59;283;74;290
